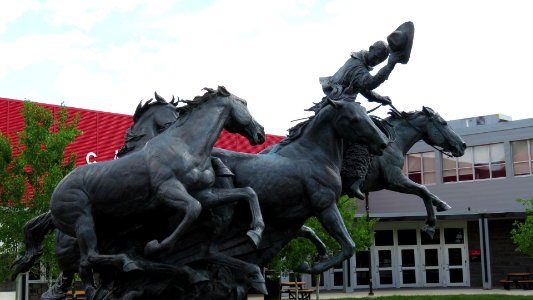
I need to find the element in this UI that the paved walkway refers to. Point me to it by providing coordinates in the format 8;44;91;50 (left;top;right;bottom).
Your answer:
0;292;15;300
247;287;533;299
4;287;533;300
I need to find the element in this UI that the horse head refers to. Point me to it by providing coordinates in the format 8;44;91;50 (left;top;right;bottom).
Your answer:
420;106;466;157
328;97;388;156
117;93;179;157
207;86;265;146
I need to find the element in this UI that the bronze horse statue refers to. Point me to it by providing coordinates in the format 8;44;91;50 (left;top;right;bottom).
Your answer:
343;107;466;237
12;93;182;299
13;95;389;299
13;87;268;298
208;97;389;275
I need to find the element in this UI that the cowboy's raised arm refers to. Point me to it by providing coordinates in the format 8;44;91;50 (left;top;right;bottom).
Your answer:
358;54;400;91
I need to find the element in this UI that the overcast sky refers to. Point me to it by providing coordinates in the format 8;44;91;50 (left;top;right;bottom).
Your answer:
1;0;532;136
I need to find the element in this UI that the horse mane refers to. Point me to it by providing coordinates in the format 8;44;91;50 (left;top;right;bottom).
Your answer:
277;97;336;147
176;86;230;117
117;92;178;157
277;116;315;146
133;92;178;123
386;109;420;121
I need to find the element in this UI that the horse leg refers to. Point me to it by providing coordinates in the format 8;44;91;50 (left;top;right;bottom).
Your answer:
297;226;327;261
387;176;438;238
431;196;452;212
144;179;202;257
75;214;100;287
41;271;74;300
194;187;265;248
206;247;267;295
297;201;355;274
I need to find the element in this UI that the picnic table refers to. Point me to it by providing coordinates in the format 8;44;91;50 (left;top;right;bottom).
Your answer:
499;272;533;290
280;281;314;299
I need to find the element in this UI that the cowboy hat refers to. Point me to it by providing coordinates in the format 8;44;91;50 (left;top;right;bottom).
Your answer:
387;21;415;64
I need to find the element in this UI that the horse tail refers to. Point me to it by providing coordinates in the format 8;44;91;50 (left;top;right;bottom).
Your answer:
11;211;56;280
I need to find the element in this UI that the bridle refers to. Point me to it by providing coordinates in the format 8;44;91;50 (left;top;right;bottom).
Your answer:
371;103;455;158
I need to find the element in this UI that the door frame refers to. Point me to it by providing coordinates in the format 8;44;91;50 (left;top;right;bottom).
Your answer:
397;245;420;287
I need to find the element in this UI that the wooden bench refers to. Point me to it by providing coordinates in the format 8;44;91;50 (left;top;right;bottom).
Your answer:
498;279;513;290
517;279;533;290
281;288;314;300
66;290;87;300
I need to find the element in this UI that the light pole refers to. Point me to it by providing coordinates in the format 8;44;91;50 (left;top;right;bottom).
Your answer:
365;192;374;296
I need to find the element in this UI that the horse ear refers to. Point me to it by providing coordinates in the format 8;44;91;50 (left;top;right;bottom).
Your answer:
170;95;179;106
218;86;230;96
154;92;167;104
422;106;433;116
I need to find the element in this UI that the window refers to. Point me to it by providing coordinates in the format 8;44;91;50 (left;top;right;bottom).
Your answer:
403;151;436;185
443;143;506;182
512;139;533;176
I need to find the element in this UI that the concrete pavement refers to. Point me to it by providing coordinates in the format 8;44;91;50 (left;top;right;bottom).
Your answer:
247;287;533;299
0;292;15;300
4;287;533;300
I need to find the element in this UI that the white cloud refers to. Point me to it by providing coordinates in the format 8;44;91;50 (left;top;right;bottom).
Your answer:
0;0;40;33
0;31;94;73
39;0;145;31
2;0;533;135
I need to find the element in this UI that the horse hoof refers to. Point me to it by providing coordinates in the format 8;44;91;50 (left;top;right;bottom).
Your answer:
248;271;267;295
251;281;268;295
436;203;452;212
144;240;161;257
41;287;67;300
422;225;435;239
246;230;262;248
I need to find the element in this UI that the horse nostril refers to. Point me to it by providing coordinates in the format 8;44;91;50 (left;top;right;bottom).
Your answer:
462;142;467;148
380;143;387;150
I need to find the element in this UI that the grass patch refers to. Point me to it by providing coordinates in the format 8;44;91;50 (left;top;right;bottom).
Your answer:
332;296;531;300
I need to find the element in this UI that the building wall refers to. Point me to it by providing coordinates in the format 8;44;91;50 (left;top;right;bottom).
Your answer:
467;220;482;287
489;219;533;284
0;97;133;165
0;97;284;166
354;116;533;290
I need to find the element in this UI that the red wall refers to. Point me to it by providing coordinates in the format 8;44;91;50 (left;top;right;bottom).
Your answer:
0;97;283;166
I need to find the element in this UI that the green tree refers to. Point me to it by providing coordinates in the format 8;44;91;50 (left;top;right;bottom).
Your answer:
0;101;81;282
511;198;533;257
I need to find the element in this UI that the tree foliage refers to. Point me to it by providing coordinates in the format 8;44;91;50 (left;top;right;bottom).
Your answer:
268;195;378;274
0;101;81;282
511;198;533;257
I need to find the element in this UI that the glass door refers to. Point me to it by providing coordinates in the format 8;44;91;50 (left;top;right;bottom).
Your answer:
421;229;442;287
373;230;395;288
443;228;468;286
375;248;394;287
444;246;467;286
398;247;418;287
396;229;419;287
421;247;442;286
353;250;370;288
328;262;345;289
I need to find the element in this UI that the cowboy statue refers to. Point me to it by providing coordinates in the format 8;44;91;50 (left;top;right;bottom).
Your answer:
320;21;415;200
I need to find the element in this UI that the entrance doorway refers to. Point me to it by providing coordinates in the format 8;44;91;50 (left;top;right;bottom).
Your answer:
357;222;469;289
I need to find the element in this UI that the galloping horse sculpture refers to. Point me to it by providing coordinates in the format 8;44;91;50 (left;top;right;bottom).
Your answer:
13;95;390;299
15;86;267;297
342;106;466;236
209;97;389;275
